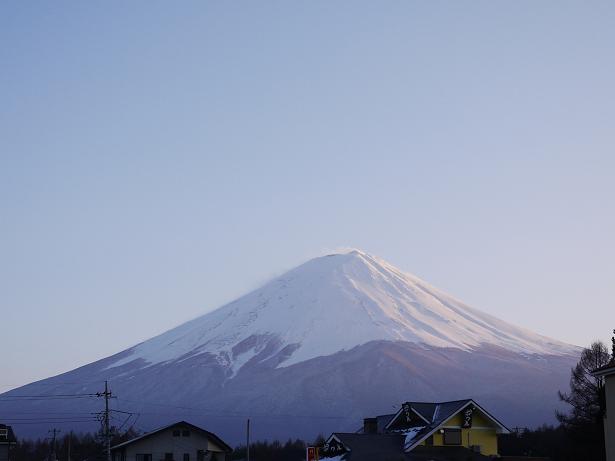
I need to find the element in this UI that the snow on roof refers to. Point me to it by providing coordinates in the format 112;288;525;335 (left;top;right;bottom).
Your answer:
403;427;426;450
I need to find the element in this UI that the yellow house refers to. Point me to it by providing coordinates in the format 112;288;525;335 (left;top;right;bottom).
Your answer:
321;399;509;460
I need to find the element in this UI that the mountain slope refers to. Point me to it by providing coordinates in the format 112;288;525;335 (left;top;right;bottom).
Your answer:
0;250;579;442
108;250;574;372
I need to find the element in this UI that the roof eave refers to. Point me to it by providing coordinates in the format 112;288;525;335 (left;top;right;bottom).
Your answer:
111;421;232;453
384;403;432;431
592;364;615;377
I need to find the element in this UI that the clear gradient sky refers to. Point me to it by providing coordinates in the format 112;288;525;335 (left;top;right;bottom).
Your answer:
1;1;614;393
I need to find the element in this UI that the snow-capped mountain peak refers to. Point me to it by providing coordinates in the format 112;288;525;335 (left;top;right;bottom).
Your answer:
108;249;576;372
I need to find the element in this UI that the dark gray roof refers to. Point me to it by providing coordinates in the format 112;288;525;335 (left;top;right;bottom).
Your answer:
110;421;232;453
329;436;491;461
376;414;397;433
333;433;405;461
383;399;472;434
431;399;472;425
401;399;471;426
408;402;437;422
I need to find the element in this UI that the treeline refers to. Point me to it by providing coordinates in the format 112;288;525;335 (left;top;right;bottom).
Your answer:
9;432;310;461
499;424;604;461
8;426;605;461
231;439;307;461
12;433;104;461
10;428;139;461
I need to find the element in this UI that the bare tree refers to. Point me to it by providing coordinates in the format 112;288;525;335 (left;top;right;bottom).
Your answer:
557;340;610;460
557;341;610;428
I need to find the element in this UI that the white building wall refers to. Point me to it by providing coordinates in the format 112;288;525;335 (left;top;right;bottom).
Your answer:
114;426;228;461
606;374;615;461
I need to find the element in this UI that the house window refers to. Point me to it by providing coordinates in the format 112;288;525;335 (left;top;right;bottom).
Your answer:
173;430;180;437
136;455;152;461
182;430;190;437
443;428;462;445
183;454;190;461
196;450;205;461
425;435;433;446
164;453;173;461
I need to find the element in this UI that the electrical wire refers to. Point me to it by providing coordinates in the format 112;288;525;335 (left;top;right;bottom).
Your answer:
0;393;99;398
116;397;348;419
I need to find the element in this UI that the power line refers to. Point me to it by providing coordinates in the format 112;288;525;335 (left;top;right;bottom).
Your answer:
0;393;99;398
2;383;350;435
0;411;97;415
5;418;99;425
0;395;99;402
116;397;349;419
112;412;137;433
3;417;99;421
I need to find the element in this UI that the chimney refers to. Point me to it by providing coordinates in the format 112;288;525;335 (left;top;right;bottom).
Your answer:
363;418;378;434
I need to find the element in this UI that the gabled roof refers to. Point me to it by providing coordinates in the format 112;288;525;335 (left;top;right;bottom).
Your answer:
0;424;17;444
410;402;439;423
385;399;473;431
401;399;510;452
375;414;396;434
110;421;232;453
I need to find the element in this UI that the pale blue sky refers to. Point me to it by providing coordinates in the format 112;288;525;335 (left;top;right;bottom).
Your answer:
1;1;614;393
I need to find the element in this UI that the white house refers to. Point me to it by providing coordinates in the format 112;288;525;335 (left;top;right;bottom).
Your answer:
111;421;232;461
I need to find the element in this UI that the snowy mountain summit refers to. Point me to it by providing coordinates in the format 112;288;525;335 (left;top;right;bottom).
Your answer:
109;249;575;374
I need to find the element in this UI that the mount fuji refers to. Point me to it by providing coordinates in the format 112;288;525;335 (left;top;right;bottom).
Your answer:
1;250;579;443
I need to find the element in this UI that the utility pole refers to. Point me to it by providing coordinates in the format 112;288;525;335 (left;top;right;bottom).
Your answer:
246;419;250;461
48;428;60;461
104;381;111;461
97;381;112;461
67;430;72;461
